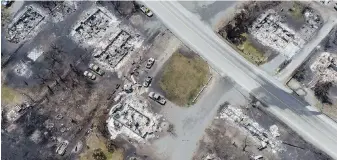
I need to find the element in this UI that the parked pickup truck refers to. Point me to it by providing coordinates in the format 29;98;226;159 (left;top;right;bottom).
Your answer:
56;140;69;156
148;92;166;105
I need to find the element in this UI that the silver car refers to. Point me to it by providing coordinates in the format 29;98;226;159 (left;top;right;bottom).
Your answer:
146;58;155;69
143;76;153;87
148;92;166;105
83;71;96;80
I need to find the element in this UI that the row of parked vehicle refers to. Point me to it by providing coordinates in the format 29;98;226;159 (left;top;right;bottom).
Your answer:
83;64;105;80
143;57;167;105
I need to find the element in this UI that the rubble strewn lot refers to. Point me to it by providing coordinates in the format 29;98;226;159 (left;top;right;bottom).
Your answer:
159;51;210;106
2;67;120;159
39;1;77;22
1;1;164;160
6;5;46;43
193;101;331;160
70;6;120;47
93;29;142;71
107;95;166;142
290;26;337;120
219;104;283;153
217;1;323;72
70;4;144;73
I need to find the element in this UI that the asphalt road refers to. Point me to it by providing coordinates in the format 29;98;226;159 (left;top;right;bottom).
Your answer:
142;1;337;159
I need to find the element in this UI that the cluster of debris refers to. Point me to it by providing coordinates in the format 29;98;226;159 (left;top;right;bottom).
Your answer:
299;8;322;41
310;52;337;84
39;1;76;22
12;61;33;78
29;129;43;144
203;153;221;160
250;9;305;59
107;95;165;143
45;1;77;22
71;6;143;72
43;118;71;136
6;102;32;122
6;6;45;43
75;9;111;39
219;105;283;153
93;30;133;68
71;7;119;46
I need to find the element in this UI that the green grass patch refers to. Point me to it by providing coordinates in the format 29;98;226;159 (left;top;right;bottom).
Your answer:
1;6;11;27
159;52;209;106
289;2;304;20
237;33;267;66
80;133;123;160
1;85;22;105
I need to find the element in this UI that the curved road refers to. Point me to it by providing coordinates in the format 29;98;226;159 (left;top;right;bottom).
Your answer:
142;1;337;159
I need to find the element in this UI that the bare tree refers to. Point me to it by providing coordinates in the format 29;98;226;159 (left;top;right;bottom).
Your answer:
293;67;306;82
106;140;116;153
242;135;249;152
314;81;332;105
36;74;47;84
69;64;79;73
40;1;57;14
167;124;176;137
92;148;107;160
48;68;65;83
47;85;54;94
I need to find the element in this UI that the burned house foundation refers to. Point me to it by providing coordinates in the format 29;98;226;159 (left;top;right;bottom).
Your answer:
93;30;133;68
6;6;46;43
70;7;120;46
107;95;164;142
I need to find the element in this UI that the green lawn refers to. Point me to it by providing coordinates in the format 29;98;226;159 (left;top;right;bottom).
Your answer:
1;85;22;105
237;33;267;66
159;52;209;106
80;133;123;160
289;2;304;20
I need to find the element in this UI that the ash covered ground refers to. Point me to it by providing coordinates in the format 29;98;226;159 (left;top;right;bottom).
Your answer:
1;1;334;160
1;1;165;160
193;98;331;160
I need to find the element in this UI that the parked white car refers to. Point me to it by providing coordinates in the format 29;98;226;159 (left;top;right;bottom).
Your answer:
148;92;166;105
146;58;155;69
140;5;153;17
143;76;153;87
83;71;96;80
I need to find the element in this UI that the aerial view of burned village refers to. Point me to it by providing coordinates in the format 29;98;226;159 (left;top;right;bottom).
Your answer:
1;1;337;160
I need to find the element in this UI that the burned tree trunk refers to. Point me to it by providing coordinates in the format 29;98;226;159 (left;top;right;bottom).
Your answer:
47;85;54;94
314;81;332;105
242;135;249;152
